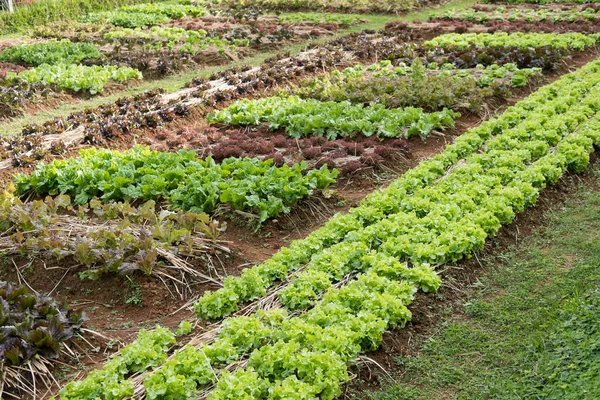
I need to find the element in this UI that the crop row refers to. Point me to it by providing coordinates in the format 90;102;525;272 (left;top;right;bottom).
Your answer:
0;188;224;281
189;128;410;175
364;24;575;70
14;146;338;224
285;60;541;113
208;95;459;140
278;12;364;26
80;2;207;28
6;64;142;94
0;40;102;66
57;55;600;400
218;0;433;14
423;31;598;50
434;4;600;24
424;3;600;35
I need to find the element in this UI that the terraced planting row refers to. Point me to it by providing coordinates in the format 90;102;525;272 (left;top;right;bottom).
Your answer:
1;0;600;399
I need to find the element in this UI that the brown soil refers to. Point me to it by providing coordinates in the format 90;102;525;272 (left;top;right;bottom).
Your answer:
0;255;197;342
0;38;47;53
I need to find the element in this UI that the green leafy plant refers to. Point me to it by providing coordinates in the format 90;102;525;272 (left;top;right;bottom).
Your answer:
81;10;171;28
14;146;338;224
7;64;142;94
0;40;102;66
119;2;206;18
0;0;153;33
208;95;459;140
278;12;363;26
424;32;599;51
286;60;541;113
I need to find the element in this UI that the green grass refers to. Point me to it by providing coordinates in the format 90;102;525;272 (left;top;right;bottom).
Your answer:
361;166;600;400
0;0;478;137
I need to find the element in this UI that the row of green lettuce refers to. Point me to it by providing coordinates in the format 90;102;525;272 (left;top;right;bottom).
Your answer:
80;1;207;28
424;31;600;50
207;96;460;140
56;56;600;400
14;147;338;225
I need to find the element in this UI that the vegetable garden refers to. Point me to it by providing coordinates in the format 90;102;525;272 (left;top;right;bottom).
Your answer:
0;0;599;398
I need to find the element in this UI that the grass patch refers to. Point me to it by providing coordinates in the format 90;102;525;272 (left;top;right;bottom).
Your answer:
362;166;600;400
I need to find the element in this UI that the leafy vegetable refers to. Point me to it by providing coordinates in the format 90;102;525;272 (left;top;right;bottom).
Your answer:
81;11;171;28
286;60;541;113
424;32;599;51
81;2;207;28
14;146;338;224
0;189;222;280
119;2;206;18
7;64;142;94
0;40;102;66
0;281;86;366
208;96;459;140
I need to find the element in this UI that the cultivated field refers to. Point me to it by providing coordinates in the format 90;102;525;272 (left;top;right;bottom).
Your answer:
0;0;598;398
